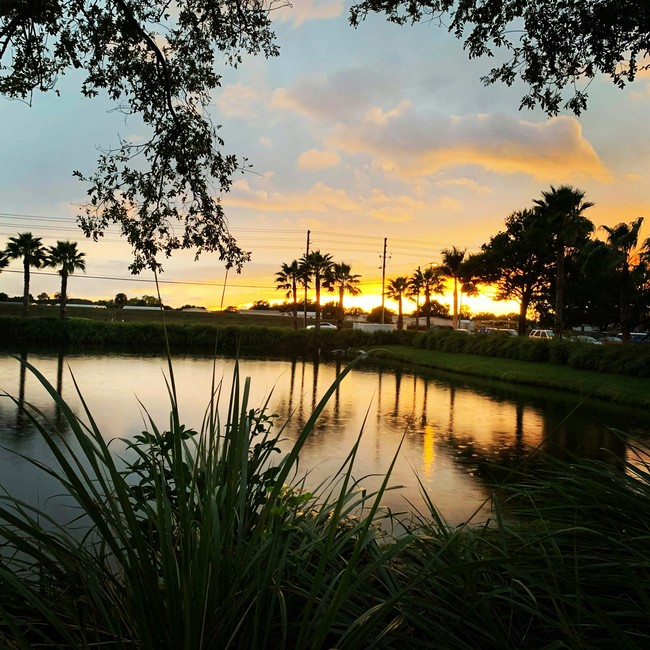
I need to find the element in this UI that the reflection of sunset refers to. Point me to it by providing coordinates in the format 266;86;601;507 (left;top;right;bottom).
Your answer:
422;424;436;477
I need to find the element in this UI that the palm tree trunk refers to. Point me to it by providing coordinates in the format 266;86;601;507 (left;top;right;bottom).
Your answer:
292;282;298;330
425;290;431;329
452;278;458;329
397;297;403;331
22;259;30;316
60;272;68;319
620;266;631;343
554;249;564;337
337;287;344;329
315;278;321;328
415;294;420;330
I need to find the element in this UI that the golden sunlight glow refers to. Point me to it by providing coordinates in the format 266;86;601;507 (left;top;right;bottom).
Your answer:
422;423;436;477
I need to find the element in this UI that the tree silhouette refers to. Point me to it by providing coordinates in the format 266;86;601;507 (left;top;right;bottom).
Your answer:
275;260;302;330
408;267;424;330
301;251;334;329
386;276;409;330
1;2;278;272
600;217;650;342
115;293;128;309
471;209;554;334
533;185;594;336
440;246;467;329
328;262;362;329
421;265;445;330
47;241;87;319
5;233;47;316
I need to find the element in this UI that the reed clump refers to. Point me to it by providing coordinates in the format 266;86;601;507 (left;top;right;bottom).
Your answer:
1;356;649;648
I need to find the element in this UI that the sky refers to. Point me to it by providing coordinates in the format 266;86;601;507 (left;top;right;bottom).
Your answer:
1;0;649;315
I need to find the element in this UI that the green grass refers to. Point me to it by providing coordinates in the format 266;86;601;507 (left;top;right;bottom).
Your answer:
1;353;650;647
368;344;650;409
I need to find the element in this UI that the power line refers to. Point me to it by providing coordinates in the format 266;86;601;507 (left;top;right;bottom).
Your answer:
0;269;270;290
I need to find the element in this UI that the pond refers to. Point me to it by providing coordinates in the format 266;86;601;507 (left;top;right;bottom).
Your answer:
1;350;649;527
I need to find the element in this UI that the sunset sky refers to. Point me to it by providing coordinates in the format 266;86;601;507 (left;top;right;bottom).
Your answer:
1;1;649;316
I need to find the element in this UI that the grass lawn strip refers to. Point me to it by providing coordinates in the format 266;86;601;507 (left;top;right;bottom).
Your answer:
370;345;650;409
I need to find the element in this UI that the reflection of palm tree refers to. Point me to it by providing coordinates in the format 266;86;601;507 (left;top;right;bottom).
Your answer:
47;241;87;319
440;246;467;329
328;262;361;329
601;217;649;342
301;250;333;329
311;357;320;412
393;368;402;417
56;351;66;430
386;276;409;330
5;232;47;316
533;185;594;336
275;260;302;329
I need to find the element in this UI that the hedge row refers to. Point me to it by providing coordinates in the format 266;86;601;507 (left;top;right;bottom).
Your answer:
0;317;414;357
414;330;650;377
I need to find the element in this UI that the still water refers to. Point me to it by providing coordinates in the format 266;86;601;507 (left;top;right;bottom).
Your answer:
1;350;649;526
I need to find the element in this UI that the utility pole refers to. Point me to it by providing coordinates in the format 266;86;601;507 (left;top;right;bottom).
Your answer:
381;237;387;324
303;229;310;329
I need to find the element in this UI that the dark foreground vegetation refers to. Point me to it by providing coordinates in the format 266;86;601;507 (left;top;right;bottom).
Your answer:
1;356;649;648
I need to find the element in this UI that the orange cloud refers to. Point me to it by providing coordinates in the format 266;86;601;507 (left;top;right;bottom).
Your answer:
297;148;341;170
329;112;610;182
224;179;428;224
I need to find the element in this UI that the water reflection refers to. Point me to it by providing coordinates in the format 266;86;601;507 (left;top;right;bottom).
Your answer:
0;350;648;526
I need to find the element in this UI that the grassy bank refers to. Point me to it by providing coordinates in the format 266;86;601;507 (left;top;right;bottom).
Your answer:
369;344;650;409
1;356;650;648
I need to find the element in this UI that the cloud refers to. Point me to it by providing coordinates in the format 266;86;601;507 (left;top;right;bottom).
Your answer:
215;82;261;119
274;0;343;27
435;178;492;194
328;109;610;182
224;179;427;223
297;148;341;170
271;68;402;122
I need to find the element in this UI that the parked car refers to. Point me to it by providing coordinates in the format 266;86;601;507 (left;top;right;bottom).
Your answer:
569;335;602;345
306;322;337;329
617;332;649;344
529;329;554;339
491;328;518;337
600;335;622;345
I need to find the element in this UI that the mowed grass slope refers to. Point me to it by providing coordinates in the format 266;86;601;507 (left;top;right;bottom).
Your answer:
369;345;650;408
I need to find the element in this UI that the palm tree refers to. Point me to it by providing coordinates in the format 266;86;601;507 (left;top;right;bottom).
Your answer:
300;250;333;329
408;267;424;330
421;265;445;330
601;217;649;342
275;260;302;329
328;262;362;329
440;246;467;329
533;185;594;336
386;276;409;330
47;241;87;319
5;232;48;315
